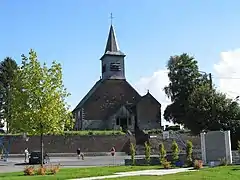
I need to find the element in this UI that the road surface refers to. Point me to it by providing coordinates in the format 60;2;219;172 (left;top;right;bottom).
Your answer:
0;155;130;173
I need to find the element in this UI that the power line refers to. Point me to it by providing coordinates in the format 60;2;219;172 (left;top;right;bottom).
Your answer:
212;76;240;80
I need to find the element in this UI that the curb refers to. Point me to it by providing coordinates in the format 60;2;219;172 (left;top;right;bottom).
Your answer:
6;152;127;158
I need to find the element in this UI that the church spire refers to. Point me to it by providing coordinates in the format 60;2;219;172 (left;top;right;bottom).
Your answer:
104;25;119;53
100;14;126;80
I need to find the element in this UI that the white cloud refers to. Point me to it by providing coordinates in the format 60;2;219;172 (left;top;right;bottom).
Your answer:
214;48;240;99
134;69;172;126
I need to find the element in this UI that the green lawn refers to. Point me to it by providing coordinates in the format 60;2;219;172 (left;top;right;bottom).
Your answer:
107;166;240;180
0;166;161;180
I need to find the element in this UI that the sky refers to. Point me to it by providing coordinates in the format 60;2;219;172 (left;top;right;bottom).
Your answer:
1;0;240;126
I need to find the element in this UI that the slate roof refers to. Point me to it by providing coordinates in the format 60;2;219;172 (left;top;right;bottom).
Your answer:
100;25;125;60
73;79;141;120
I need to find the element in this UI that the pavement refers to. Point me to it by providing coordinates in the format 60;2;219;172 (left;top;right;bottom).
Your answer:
70;168;193;180
0;155;129;173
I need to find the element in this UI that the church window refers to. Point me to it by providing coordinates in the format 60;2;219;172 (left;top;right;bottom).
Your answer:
102;64;106;73
110;63;121;71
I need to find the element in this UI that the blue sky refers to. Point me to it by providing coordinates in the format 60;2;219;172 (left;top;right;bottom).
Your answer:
1;0;240;112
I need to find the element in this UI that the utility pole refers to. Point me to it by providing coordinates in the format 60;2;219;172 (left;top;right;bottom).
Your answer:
40;122;44;167
209;73;215;127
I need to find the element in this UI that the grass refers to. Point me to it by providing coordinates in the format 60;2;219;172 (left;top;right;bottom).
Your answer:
0;165;160;180
63;130;125;136
0;130;125;136
107;166;240;180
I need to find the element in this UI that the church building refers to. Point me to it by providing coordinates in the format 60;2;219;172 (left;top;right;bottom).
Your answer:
72;25;161;132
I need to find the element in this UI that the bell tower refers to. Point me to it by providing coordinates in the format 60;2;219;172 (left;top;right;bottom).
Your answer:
100;24;126;80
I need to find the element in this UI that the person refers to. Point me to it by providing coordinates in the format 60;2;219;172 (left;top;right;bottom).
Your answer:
77;148;84;160
77;148;81;159
24;148;29;163
110;146;115;156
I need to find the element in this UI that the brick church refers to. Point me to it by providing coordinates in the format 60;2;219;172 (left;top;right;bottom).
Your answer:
72;25;161;132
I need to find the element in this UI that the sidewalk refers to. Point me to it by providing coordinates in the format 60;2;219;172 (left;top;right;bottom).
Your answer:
7;152;127;158
70;168;193;180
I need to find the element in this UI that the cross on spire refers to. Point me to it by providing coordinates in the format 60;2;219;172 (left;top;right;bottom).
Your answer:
110;13;114;25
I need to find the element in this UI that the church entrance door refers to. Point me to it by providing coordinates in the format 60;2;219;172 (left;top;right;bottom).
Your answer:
119;118;128;131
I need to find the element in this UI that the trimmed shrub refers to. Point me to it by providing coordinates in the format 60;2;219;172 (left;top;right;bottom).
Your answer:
186;140;193;166
162;160;171;169
24;166;35;176
37;166;47;175
219;157;227;166
49;164;60;174
144;141;151;165
159;143;166;164
171;140;179;164
193;160;203;169
130;143;136;165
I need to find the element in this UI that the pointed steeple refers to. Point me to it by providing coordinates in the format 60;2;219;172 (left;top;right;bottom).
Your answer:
100;23;126;80
100;25;125;60
105;25;119;53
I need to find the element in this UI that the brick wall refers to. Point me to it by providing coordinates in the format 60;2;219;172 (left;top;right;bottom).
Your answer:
1;135;134;154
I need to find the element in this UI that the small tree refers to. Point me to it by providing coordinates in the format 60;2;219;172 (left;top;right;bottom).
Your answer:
186;140;193;166
130;143;136;165
144;141;151;165
171;140;179;164
238;140;240;155
159;143;166;164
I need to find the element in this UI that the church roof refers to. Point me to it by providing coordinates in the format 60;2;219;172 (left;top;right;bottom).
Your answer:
100;25;125;60
105;25;119;53
73;79;141;120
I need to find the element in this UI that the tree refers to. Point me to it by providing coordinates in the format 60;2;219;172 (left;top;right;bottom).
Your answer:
130;143;136;165
164;53;204;125
186;140;193;165
11;49;70;134
144;141;151;164
0;57;18;133
171;140;179;164
164;53;240;148
187;84;240;134
159;143;166;164
64;112;75;131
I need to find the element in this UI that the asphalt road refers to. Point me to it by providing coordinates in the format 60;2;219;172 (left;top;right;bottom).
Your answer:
0;155;130;173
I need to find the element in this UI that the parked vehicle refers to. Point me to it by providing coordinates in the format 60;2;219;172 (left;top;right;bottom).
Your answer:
29;151;50;165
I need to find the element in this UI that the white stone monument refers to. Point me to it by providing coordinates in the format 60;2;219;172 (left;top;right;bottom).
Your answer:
200;130;232;165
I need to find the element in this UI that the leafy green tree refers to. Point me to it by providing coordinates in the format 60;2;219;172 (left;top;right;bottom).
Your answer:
187;84;240;134
11;49;70;135
0;57;18;133
64;112;75;131
163;53;240;138
164;53;204;125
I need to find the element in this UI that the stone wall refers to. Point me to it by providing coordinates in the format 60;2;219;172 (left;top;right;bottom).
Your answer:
1;135;134;154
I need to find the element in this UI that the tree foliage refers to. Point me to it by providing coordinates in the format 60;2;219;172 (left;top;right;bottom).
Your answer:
164;54;205;125
186;140;193;164
0;57;18;133
159;143;166;164
164;53;240;148
171;140;179;163
10;49;70;135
